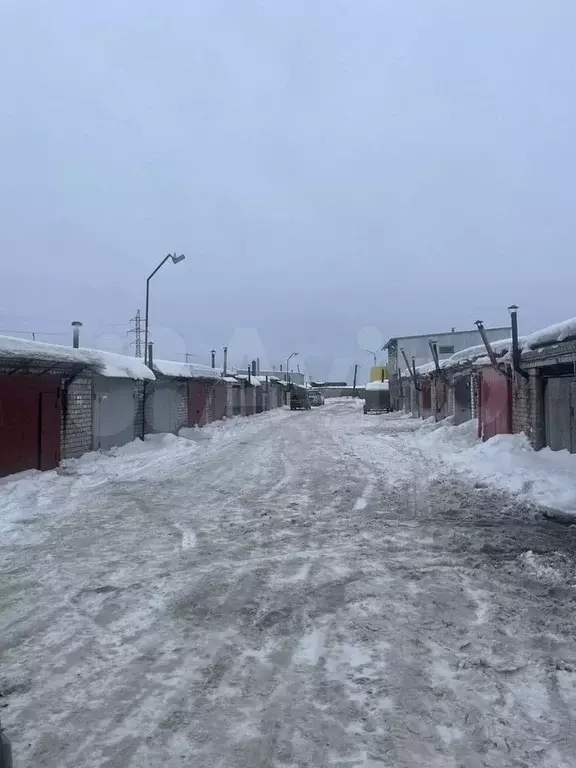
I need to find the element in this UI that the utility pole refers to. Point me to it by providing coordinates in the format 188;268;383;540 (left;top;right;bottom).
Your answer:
352;364;358;397
128;309;143;358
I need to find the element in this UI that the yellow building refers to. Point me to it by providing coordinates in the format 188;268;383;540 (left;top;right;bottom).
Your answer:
369;366;388;382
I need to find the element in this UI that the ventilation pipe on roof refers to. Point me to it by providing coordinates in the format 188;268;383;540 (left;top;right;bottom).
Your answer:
147;343;154;368
71;321;82;349
256;357;260;374
508;305;529;380
412;357;420;389
223;346;228;376
401;347;420;390
428;340;441;375
211;349;216;369
251;359;257;376
474;320;499;368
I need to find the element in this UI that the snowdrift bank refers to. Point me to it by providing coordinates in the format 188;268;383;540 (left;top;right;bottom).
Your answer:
414;418;576;515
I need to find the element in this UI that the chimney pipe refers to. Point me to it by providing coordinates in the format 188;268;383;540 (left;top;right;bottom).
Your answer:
71;321;82;349
508;305;529;379
147;342;154;368
223;346;228;376
474;321;499;368
211;349;216;369
256;357;260;374
428;340;441;375
251;359;257;376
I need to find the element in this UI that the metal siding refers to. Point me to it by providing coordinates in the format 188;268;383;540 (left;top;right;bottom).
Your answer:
152;381;183;434
454;376;472;426
93;378;135;450
544;378;575;452
212;382;227;421
0;375;61;477
479;368;511;441
39;389;61;470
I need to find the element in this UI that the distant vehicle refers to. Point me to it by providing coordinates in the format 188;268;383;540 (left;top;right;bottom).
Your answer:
363;382;392;414
309;389;324;407
290;386;311;410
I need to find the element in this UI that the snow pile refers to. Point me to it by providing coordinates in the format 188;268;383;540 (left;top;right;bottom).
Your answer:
0;434;198;542
524;317;576;349
416;420;576;514
365;380;390;391
0;334;154;380
0;410;293;543
153;359;223;379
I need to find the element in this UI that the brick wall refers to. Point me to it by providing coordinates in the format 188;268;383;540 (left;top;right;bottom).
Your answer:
176;382;188;428
446;379;455;418
61;374;93;459
511;370;544;449
134;381;146;439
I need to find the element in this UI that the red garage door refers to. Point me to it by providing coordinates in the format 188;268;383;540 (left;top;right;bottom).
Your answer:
0;375;61;477
478;367;511;441
188;381;207;426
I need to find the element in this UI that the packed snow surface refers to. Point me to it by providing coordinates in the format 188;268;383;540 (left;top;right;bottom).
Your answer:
3;402;576;767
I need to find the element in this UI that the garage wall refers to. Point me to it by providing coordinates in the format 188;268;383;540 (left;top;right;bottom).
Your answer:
61;374;93;459
146;379;188;434
0;373;62;477
93;377;137;450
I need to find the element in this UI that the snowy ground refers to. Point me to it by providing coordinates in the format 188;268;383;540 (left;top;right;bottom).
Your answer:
3;402;576;767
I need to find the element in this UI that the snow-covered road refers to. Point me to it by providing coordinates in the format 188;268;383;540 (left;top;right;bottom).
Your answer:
3;401;576;767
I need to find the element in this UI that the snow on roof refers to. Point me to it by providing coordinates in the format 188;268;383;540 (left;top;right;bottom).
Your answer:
0;334;154;380
82;348;154;380
0;334;90;367
223;376;240;384
365;380;390;391
153;359;223;380
236;374;261;387
524;317;576;350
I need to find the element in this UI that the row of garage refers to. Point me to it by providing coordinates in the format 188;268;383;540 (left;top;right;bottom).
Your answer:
394;338;576;454
0;337;287;478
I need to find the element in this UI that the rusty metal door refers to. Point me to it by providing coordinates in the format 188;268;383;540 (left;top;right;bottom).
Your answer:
212;382;227;421
544;377;576;453
39;389;61;470
188;381;207;426
479;367;511;440
454;376;472;426
420;380;431;419
434;378;448;422
0;376;61;477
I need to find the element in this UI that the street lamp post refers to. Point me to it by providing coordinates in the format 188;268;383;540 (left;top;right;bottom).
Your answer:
286;352;298;385
144;253;186;365
366;349;377;367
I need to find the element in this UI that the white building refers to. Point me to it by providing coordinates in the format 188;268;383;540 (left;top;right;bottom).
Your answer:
383;327;511;375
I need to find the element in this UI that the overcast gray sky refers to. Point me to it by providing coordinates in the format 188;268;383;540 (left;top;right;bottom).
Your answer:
1;0;575;381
